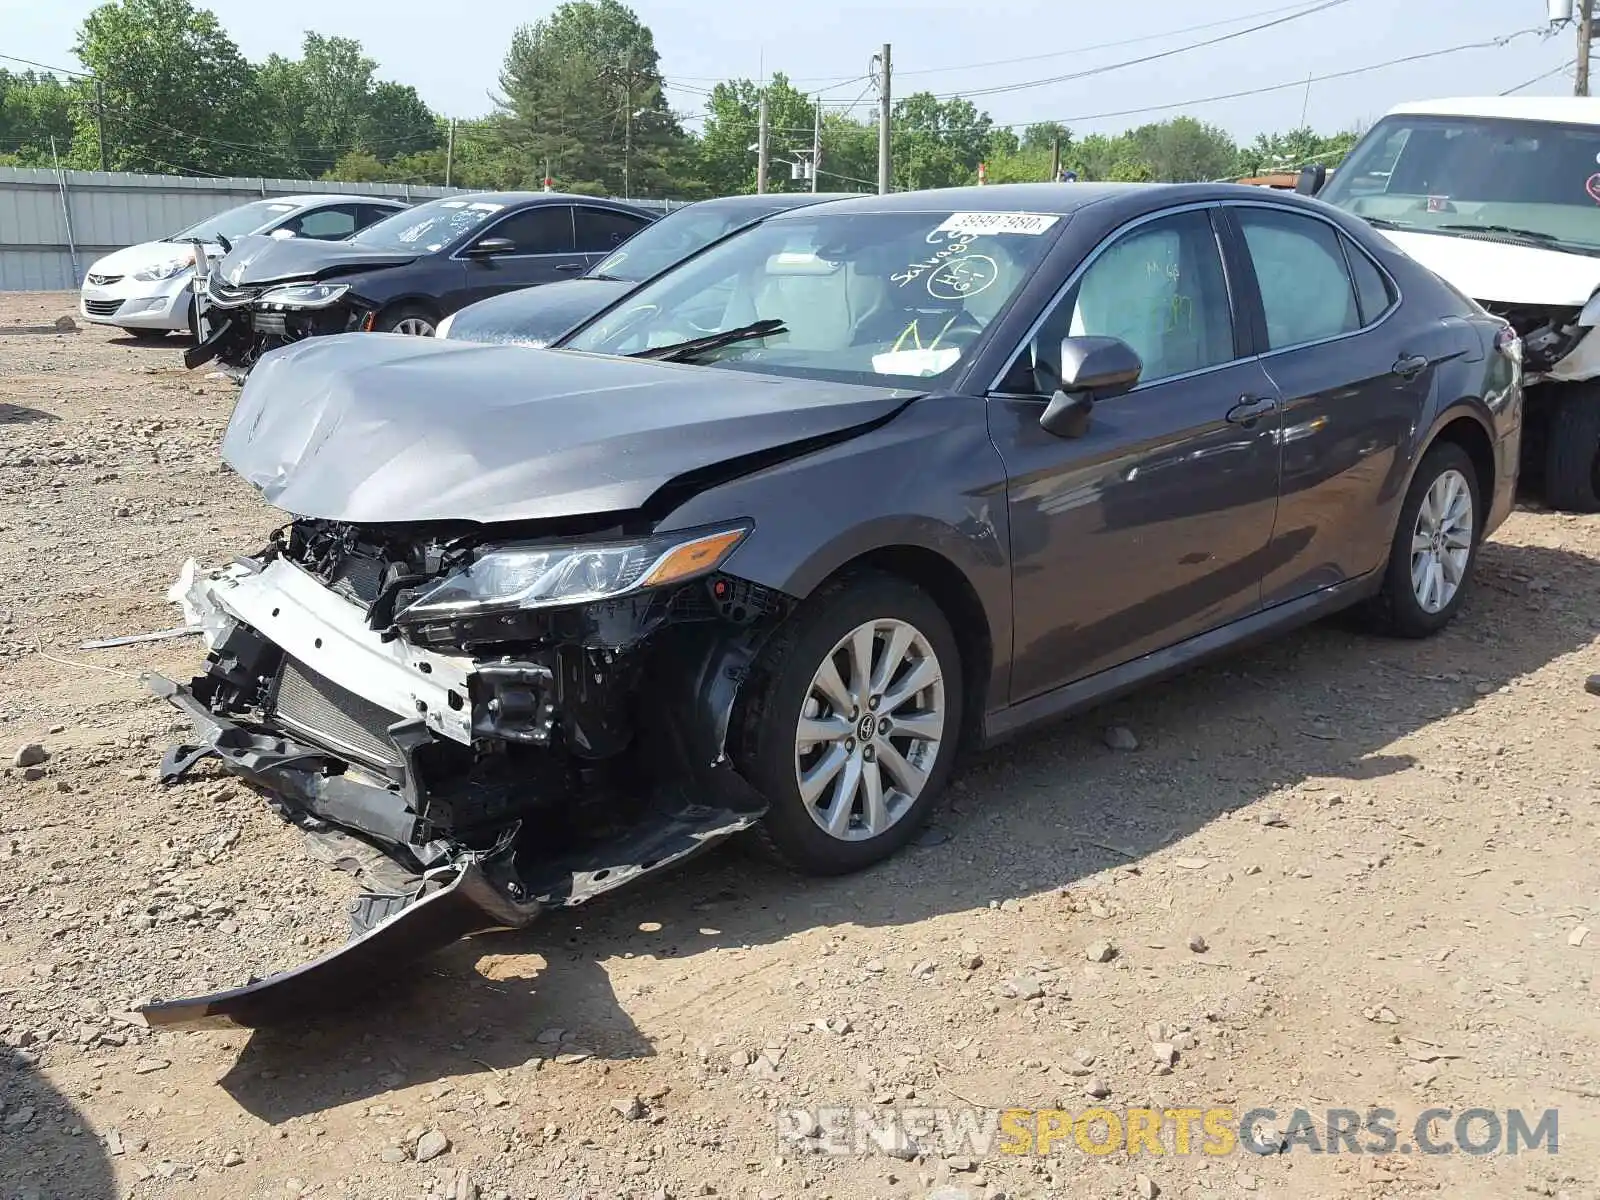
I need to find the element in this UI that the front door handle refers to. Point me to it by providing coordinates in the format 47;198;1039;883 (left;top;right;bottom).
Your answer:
1393;353;1429;379
1225;394;1278;427
554;262;585;273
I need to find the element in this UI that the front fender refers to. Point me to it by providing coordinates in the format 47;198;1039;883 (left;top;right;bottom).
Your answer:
655;394;1012;708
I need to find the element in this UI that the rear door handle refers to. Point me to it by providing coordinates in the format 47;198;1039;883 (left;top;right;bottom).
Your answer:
1393;353;1429;379
1225;394;1278;427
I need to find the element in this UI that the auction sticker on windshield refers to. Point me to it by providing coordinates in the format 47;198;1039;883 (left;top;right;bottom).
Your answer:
936;212;1060;237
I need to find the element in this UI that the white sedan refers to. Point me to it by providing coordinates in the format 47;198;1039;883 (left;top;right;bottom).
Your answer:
79;194;409;340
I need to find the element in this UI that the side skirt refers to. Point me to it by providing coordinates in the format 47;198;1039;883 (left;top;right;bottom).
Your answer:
982;571;1382;747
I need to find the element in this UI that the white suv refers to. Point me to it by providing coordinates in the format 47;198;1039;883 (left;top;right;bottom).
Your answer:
79;194;408;341
1308;97;1600;510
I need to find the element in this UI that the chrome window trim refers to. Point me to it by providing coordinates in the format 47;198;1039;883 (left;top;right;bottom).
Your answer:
985;200;1244;397
1220;198;1403;358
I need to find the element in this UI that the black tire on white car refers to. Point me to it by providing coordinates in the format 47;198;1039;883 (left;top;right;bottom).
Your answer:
736;572;963;876
1543;387;1600;513
125;328;169;342
1364;441;1482;638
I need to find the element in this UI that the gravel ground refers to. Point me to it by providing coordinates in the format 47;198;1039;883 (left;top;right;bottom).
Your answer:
2;292;1600;1200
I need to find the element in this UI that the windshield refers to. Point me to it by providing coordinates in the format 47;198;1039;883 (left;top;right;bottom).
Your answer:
171;200;298;243
592;202;784;282
349;197;505;253
563;209;1064;386
1320;113;1600;252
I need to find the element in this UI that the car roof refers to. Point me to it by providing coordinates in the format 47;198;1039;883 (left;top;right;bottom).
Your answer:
682;192;860;214
762;181;1317;219
267;194;410;208
1384;96;1600;125
416;191;646;208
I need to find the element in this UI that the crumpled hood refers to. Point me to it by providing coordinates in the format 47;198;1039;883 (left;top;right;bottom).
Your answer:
1379;228;1600;307
444;278;635;347
214;234;420;287
222;333;916;524
86;240;199;277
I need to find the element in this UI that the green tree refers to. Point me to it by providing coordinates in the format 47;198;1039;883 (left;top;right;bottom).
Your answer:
892;92;999;190
72;0;263;174
495;0;684;197
1236;125;1359;175
260;35;440;178
699;73;818;194
1125;116;1238;182
0;70;77;165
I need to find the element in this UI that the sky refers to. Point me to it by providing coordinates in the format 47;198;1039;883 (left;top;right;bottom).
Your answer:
0;0;1584;142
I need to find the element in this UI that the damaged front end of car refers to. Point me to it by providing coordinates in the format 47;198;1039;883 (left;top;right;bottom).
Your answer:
145;516;792;1029
186;273;363;376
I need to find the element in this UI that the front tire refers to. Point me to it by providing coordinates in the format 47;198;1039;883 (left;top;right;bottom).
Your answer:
373;304;437;337
1543;386;1600;512
1365;441;1481;638
737;573;963;875
125;328;169;342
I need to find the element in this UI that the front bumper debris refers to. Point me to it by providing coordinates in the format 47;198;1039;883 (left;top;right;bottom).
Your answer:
139;855;537;1030
139;552;771;1029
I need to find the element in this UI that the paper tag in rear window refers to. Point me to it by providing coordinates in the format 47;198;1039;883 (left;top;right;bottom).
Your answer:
936;212;1059;237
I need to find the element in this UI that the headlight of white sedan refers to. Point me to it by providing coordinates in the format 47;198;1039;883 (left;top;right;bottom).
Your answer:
132;254;195;282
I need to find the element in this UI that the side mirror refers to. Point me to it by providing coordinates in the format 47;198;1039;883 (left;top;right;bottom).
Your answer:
269;227;297;240
1038;335;1142;438
466;237;516;259
1295;164;1327;196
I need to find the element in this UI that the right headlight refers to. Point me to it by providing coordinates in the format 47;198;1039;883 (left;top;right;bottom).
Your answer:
397;524;750;619
133;253;195;282
256;282;350;309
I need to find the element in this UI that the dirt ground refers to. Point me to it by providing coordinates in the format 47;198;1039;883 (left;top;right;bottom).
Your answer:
2;291;1599;1200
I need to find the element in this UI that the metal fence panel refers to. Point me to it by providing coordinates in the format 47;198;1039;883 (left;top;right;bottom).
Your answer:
0;167;677;291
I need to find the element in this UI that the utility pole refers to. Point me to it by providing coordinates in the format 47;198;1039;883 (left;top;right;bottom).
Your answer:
445;118;455;187
811;97;821;193
1579;0;1593;96
1049;133;1061;184
623;84;633;199
756;91;770;194
93;79;107;171
875;43;892;194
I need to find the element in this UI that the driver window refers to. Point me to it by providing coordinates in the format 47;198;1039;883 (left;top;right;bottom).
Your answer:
1002;209;1233;392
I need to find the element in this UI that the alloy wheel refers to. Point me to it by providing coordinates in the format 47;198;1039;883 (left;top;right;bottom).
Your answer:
793;618;946;842
1410;467;1474;614
392;317;435;336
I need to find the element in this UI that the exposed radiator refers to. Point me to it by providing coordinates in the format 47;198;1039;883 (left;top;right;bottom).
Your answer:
268;656;403;770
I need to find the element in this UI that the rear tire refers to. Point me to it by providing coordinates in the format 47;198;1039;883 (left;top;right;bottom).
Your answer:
1363;441;1481;638
736;573;963;876
1543;386;1600;512
374;304;437;337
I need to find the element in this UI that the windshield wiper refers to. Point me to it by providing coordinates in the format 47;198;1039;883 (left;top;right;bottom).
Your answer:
586;272;632;283
1362;216;1415;230
628;317;786;362
1435;223;1561;245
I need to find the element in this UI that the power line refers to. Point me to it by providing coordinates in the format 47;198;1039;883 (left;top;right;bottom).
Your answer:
0;52;92;78
1007;26;1549;127
923;0;1357;100
1500;58;1575;94
659;0;1347;83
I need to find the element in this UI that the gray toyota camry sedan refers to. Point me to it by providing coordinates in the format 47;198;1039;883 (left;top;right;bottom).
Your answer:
143;182;1522;1027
